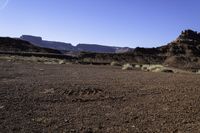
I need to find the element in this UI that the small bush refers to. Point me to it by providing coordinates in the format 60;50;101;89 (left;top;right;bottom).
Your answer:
141;64;150;71
122;63;133;70
148;65;164;72
58;60;65;64
141;64;164;72
110;61;121;66
134;64;141;68
195;70;200;74
147;65;174;73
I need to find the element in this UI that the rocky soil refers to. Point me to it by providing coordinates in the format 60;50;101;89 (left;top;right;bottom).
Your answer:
1;60;200;133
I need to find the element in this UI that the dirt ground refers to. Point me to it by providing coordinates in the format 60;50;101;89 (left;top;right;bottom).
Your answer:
1;60;200;133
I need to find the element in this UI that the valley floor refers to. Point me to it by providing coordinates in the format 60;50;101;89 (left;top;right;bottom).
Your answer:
1;60;200;133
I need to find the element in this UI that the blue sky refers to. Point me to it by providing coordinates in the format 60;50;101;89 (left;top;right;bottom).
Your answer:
0;0;200;47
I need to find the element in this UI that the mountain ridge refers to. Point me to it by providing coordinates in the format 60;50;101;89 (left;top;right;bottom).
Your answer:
1;29;200;69
0;37;61;54
76;29;200;69
20;35;132;53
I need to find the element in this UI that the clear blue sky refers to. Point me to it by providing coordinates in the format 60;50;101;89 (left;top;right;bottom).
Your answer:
0;0;200;47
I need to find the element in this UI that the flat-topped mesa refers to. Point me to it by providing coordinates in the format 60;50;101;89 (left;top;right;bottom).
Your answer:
20;35;42;44
20;35;74;51
177;29;200;42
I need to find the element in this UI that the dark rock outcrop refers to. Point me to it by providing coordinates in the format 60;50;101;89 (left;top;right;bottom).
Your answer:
178;29;200;42
153;29;200;68
79;29;200;69
159;30;200;56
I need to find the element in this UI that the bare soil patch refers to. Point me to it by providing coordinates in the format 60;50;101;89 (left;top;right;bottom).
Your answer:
1;60;200;132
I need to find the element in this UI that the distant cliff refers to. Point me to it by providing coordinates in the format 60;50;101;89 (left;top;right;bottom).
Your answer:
20;35;132;53
20;35;75;51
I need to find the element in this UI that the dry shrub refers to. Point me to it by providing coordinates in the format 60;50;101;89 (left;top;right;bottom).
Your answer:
148;65;164;72
141;64;150;71
135;64;141;68
196;70;200;74
140;64;174;73
141;64;163;72
110;61;121;66
58;60;65;64
122;63;133;70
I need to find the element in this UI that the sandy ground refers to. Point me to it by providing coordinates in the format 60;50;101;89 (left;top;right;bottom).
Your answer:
1;60;200;133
